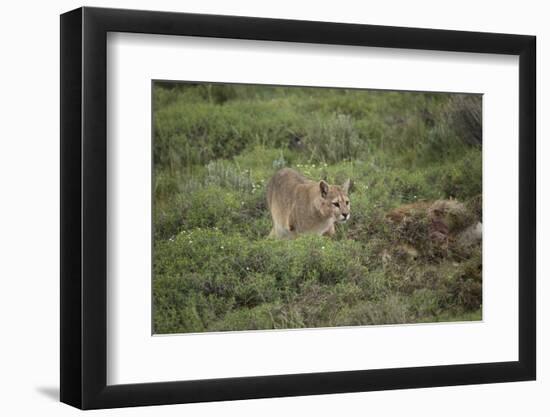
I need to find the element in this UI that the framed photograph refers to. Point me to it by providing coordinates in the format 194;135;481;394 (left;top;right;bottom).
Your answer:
60;6;536;409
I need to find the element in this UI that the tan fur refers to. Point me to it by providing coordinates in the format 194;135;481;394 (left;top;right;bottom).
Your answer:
266;168;351;239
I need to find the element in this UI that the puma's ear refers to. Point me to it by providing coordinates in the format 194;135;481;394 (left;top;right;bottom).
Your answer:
342;178;352;194
319;180;329;198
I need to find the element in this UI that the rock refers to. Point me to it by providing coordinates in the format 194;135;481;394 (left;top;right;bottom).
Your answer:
384;199;481;261
457;221;482;248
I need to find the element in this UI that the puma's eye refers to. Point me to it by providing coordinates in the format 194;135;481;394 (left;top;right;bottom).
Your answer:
346;201;350;205
333;202;340;207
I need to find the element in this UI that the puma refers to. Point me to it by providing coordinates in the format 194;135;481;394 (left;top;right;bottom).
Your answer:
266;168;351;239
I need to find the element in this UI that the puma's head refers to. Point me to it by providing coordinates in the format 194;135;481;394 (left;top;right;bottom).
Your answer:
319;178;351;223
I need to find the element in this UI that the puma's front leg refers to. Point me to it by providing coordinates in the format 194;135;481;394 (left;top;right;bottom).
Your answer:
323;224;336;237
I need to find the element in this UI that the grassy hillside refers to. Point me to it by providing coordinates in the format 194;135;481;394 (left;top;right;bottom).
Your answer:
153;83;482;334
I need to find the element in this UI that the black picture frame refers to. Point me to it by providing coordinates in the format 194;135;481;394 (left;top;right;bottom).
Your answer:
60;6;536;410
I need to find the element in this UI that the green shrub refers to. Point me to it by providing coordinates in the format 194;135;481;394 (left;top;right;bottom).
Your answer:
154;99;305;170
205;160;255;192
208;303;279;331
446;95;482;146
302;114;365;163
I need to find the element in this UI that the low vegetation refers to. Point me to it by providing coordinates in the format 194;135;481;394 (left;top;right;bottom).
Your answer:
153;83;482;333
